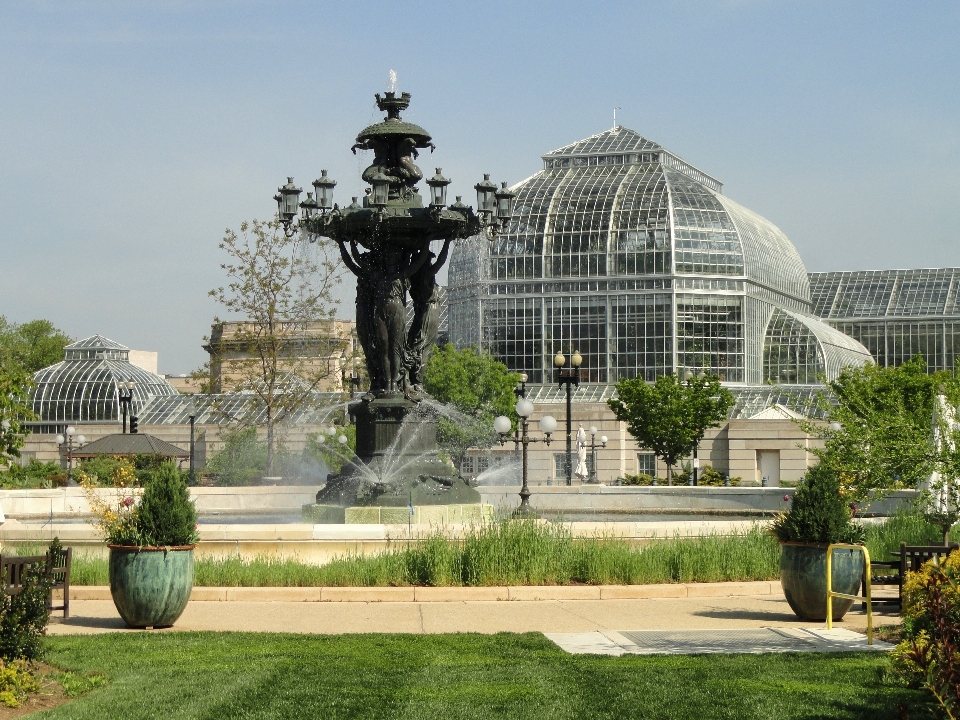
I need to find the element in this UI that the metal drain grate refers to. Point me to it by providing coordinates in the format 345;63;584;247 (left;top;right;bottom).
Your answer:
619;629;818;655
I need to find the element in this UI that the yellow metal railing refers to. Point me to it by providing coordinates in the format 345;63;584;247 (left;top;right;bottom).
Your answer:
826;543;873;645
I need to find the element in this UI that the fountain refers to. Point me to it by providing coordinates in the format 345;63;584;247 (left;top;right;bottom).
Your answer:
281;83;515;523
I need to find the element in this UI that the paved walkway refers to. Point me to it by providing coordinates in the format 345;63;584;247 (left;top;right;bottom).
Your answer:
48;590;899;656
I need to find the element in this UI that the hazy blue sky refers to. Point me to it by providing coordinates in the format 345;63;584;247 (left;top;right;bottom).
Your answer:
1;1;958;373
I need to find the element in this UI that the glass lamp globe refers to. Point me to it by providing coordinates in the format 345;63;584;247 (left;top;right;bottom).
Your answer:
829;422;842;432
77;435;86;444
539;415;558;434
493;416;512;434
515;398;534;417
315;435;325;444
519;373;528;382
326;427;337;436
600;436;608;444
56;434;65;444
589;426;598;435
571;351;583;368
1;420;9;430
66;426;76;436
338;435;348;445
554;351;566;367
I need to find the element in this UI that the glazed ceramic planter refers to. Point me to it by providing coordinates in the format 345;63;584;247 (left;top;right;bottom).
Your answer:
780;542;864;621
108;545;195;629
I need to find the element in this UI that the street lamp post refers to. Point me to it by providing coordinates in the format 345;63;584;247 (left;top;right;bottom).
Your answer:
683;370;707;486
586;426;608;484
554;350;582;486
118;381;135;433
55;426;85;486
188;399;197;486
494;399;557;517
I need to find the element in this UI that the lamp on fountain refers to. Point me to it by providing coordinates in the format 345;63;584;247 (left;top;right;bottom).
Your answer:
586;426;607;484
313;170;337;212
494;399;556;518
274;177;302;234
427;168;451;211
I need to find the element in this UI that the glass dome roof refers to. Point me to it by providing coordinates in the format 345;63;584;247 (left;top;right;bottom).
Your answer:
447;126;865;386
29;335;179;426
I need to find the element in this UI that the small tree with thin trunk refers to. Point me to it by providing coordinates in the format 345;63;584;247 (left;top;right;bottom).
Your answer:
203;218;343;475
608;372;734;485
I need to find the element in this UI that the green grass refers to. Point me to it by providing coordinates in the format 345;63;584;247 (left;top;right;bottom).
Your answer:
64;521;782;587
38;632;921;719
19;512;957;588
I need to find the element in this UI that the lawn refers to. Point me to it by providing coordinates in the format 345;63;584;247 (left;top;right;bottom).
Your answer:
41;632;922;719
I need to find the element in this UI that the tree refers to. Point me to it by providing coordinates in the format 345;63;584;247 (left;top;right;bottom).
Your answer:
422;344;519;474
203;218;343;474
607;372;734;484
796;356;948;504
0;361;34;465
0;317;72;374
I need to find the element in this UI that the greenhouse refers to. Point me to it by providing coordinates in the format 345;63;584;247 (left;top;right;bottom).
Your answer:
447;126;873;387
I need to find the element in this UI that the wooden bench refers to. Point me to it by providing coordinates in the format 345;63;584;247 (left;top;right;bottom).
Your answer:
0;546;72;618
862;542;959;611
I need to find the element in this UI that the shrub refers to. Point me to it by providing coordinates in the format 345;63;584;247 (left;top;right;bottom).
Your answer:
136;461;198;546
620;473;656;486
0;545;55;661
769;463;864;544
0;658;41;708
889;552;960;717
0;459;64;489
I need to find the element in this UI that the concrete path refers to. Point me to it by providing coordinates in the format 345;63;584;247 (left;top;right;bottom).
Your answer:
47;592;900;641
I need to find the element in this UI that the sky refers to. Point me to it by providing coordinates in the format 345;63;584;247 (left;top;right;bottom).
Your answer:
0;1;958;374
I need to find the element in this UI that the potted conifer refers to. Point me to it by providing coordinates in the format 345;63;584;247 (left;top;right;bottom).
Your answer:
84;461;198;628
770;463;865;621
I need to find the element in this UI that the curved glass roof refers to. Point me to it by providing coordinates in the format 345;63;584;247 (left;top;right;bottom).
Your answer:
29;335;179;425
762;308;872;384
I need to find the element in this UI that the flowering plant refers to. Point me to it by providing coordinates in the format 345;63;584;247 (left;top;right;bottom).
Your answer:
82;460;198;547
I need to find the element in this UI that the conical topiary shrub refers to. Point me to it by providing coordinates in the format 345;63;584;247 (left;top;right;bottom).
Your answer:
136;461;198;547
771;463;863;545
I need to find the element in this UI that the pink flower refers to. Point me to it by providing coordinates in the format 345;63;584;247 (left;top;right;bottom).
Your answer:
783;494;790;502
123;496;134;507
850;503;858;513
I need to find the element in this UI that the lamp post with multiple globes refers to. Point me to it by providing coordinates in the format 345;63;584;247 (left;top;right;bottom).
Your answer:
494;399;557;518
586;426;608;484
55;426;85;486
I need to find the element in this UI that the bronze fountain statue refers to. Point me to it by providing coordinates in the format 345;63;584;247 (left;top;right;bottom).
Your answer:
274;87;515;512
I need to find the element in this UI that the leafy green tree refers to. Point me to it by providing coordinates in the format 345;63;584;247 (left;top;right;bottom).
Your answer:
423;344;519;474
0;317;71;373
205;427;268;486
797;356;949;504
608;372;734;484
0;361;34;465
203;218;343;474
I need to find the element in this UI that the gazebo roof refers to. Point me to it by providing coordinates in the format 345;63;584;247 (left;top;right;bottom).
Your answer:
72;433;189;459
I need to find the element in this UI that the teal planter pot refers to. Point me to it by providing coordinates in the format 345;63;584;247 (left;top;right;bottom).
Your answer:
780;542;863;621
109;545;195;629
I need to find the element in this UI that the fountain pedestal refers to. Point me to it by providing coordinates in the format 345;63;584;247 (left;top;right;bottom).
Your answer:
312;397;480;512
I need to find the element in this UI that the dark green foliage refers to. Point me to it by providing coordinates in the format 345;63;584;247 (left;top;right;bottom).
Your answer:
0;459;64;489
771;463;865;544
304;423;356;476
204;427;266;485
42;632;924;719
0;543;55;661
608;372;735;483
135;461;198;546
